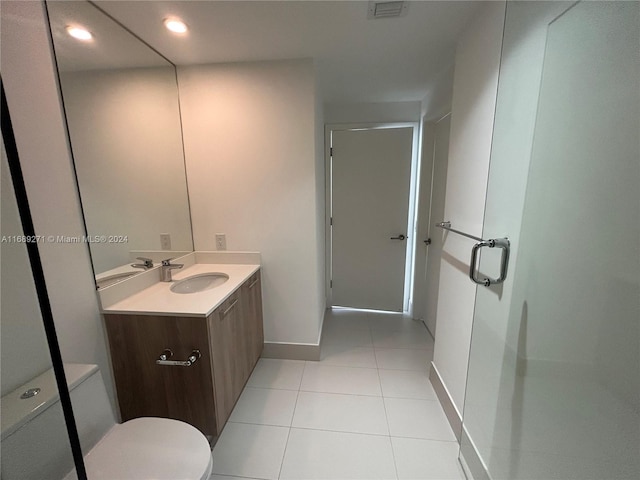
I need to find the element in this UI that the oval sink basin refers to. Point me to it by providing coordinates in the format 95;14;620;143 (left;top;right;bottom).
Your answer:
170;273;229;294
96;271;139;289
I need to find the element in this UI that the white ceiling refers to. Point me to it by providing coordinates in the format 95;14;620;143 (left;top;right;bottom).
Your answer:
85;1;483;103
48;1;170;71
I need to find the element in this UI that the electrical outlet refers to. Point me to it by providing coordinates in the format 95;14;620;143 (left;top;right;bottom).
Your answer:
215;233;227;251
160;233;171;250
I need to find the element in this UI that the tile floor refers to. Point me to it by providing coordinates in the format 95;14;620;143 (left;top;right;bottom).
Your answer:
210;308;466;480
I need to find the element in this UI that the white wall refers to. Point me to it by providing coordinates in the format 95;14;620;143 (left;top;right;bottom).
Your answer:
1;1;116;410
431;1;506;413
420;64;455;121
177;59;324;346
59;68;192;274
324;102;421;124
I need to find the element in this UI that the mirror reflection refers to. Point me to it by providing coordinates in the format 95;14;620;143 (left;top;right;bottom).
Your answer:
47;0;193;287
1;142;77;479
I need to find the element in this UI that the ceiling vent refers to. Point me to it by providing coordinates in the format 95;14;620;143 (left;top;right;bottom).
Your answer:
367;1;409;19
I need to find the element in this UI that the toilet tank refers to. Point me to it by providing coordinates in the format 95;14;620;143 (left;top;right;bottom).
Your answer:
1;364;116;480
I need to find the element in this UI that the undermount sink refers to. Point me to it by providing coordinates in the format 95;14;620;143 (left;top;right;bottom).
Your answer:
96;271;139;289
170;273;229;294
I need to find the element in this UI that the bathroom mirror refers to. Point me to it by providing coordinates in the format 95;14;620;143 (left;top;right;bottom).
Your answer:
46;0;194;287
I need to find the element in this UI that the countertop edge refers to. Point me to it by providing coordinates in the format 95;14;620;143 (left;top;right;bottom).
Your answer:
101;264;260;318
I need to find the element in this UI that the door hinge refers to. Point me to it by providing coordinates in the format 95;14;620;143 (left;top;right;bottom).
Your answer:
330;279;333;288
330;147;333;157
330;217;333;226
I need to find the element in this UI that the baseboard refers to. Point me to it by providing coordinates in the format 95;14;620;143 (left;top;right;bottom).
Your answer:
460;426;491;480
429;362;462;441
429;362;490;480
261;341;320;361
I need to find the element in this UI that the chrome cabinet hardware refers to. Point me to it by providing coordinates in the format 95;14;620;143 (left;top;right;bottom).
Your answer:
390;234;406;240
156;349;201;366
222;299;238;316
158;349;173;361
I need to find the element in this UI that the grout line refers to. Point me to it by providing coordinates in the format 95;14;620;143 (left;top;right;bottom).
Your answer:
298;388;382;397
389;435;459;443
209;473;271;480
289;425;397;439
377;362;400;480
295;390;385;399
276;360;305;479
224;421;458;443
381;395;441;402
308;363;379;370
243;385;303;392
227;420;291;429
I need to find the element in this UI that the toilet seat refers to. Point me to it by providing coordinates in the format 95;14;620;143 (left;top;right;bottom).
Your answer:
82;417;212;480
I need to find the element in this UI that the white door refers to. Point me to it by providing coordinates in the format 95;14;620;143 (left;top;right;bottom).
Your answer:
331;127;413;312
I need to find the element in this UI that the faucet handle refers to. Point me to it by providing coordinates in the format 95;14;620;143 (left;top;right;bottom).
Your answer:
162;258;183;268
136;257;154;267
131;257;154;270
160;258;183;282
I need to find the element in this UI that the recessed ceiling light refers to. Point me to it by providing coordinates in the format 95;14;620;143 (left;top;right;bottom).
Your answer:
66;25;93;41
164;18;188;34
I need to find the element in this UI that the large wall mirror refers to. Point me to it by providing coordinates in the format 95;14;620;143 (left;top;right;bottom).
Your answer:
46;0;193;288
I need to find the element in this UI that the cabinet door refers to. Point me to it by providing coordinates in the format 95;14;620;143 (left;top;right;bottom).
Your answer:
243;271;264;365
104;314;216;436
209;292;241;430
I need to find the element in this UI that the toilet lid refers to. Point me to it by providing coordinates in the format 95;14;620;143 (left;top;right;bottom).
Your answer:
84;417;212;480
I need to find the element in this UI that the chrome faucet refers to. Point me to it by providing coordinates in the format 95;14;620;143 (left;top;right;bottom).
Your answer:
131;257;154;270
161;258;183;282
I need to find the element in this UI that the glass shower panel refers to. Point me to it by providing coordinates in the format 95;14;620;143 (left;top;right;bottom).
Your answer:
461;1;639;479
1;141;77;477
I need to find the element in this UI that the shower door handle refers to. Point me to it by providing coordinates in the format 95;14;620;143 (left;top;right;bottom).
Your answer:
469;238;510;287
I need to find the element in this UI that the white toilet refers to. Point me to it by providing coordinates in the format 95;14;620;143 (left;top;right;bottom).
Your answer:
1;363;213;480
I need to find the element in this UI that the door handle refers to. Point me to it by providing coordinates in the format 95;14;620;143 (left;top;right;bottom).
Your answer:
424;238;431;245
469;238;510;286
390;234;406;241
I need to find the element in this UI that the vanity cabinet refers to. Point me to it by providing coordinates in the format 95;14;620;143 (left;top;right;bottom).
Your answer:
103;271;263;438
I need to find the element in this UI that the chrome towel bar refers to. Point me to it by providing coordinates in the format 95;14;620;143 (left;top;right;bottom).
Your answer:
435;221;484;242
436;221;510;287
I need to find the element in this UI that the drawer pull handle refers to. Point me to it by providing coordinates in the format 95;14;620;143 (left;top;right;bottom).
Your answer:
248;279;259;289
156;349;201;366
222;299;238;316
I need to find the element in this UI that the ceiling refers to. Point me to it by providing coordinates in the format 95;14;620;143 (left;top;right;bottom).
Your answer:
48;1;170;72
86;1;483;103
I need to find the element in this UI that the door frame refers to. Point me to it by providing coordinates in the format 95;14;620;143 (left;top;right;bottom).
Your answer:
325;122;420;313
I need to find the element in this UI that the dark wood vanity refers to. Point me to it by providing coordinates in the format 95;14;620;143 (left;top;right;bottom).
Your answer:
103;270;263;439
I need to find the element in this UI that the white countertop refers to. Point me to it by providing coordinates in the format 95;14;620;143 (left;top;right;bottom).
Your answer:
102;262;260;317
